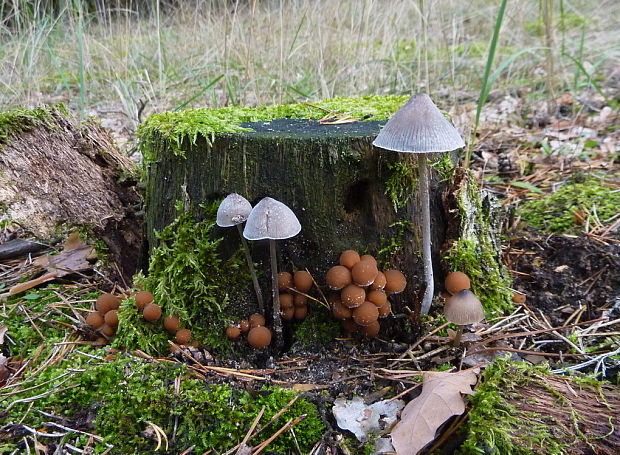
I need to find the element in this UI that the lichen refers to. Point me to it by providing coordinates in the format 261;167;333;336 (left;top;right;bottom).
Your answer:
137;95;409;162
0;104;68;145
520;177;620;235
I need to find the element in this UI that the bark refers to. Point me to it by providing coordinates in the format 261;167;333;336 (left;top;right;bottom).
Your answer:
145;118;454;337
0;109;142;281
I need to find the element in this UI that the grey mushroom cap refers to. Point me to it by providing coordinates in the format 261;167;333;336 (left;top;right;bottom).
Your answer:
243;197;301;241
372;93;465;153
444;290;485;325
216;193;253;227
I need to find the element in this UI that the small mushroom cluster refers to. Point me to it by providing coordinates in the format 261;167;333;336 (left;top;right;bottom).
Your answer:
326;250;406;338
443;272;485;346
134;291;192;345
86;293;121;343
277;270;313;321
226;313;272;349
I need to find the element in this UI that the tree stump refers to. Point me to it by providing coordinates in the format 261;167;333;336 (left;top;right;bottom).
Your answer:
145;115;456;335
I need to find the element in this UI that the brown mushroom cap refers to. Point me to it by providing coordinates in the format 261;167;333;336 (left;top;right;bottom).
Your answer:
164;316;181;333
361;320;381;337
104;310;119;327
248;326;272;348
341;318;358;334
294;306;308;320
95;336;108;345
175;328;192;345
332;300;352;320
279;293;294;309
512;292;526;304
100;324;116;337
281;306;295;320
293;271;313;293
226;325;241;339
326;265;352;290
377;301;391;318
351;261;379;286
135;291;154;310
370;272;387;291
352;301;380;326
341;284;366;308
294;294;308;307
445;272;471;295
86;312;104;329
367;290;387;308
249;313;266;328
96;293;120;313
444;290;485;325
239;319;250;334
143;303;162;322
339;250;361;269
277;272;294;291
384;270;407;294
360;254;377;266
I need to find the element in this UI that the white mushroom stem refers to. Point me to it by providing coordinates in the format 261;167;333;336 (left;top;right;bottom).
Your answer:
269;239;283;349
236;224;264;313
453;326;463;347
418;154;434;315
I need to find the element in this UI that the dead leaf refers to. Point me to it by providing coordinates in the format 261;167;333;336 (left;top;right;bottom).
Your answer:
333;397;405;442
8;233;94;296
390;369;479;455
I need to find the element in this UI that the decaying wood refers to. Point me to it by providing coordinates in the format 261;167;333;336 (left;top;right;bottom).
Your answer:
0;109;142;279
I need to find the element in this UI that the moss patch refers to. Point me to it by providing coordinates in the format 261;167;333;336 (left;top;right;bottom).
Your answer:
520;178;620;234
0;104;67;145
137;95;408;162
113;201;250;356
3;353;325;454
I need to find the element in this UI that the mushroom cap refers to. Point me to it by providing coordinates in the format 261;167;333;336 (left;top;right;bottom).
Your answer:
332;300;352;320
370;271;387;290
175;328;192;345
377;301;391;318
294;305;308;320
512;292;526;304
341;318;359;334
104;310;119;327
101;324;116;337
293;270;313;292
86;311;104;329
164;315;181;333
243;197;301;241
361;320;381;338
360;254;377;266
326;265;352;290
279;293;294;309
353;301;380;326
135;291;154;310
277;272;294;291
96;293;120;313
248;326;272;349
384;270;407;294
444;290;485;325
373;93;465;154
341;284;366;308
367;290;387;308
226;325;241;339
445;271;471;295
281;306;295;320
216;193;252;227
294;294;308;307
239;319;250;334
351;260;379;286
143;303;162;322
249;313;266;328
339;250;361;269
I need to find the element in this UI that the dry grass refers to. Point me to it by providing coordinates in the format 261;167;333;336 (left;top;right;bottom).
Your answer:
0;0;618;125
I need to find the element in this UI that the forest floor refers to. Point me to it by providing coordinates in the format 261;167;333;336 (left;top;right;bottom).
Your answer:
1;80;619;454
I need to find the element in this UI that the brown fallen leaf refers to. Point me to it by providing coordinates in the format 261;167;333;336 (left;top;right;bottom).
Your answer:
8;232;95;296
390;368;479;455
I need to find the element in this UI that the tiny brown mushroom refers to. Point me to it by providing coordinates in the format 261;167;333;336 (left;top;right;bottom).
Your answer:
281;306;295;321
226;325;241;339
370;272;387;291
377;301;391;318
332;300;352;320
249;313;266;328
351;261;378;286
96;293;120;313
339;250;360;269
341;284;366;308
361;320;381;338
277;272;294;291
143;303;162;322
135;291;154;310
293;271;313;293
164;316;181;333
175;328;192;345
294;306;308;320
104;310;119;327
384;270;407;294
359;254;377;266
341;318;358;334
248;326;272;349
445;272;471;295
512;292;526;304
279;293;294;309
239;319;250;334
326;265;352;290
100;324;116;337
352;301;379;326
367;289;387;307
86;311;104;329
293;294;308;307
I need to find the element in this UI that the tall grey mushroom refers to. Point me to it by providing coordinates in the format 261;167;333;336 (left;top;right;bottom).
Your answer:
243;197;301;349
373;94;464;315
444;289;485;346
217;193;264;313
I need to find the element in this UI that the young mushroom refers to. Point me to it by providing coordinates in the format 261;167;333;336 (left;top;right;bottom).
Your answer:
444;290;485;346
217;193;264;313
373;94;465;315
243;197;301;350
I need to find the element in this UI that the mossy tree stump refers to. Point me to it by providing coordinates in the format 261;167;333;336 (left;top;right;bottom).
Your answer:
142;98;457;337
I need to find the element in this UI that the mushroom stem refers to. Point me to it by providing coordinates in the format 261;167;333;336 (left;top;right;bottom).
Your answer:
236;224;264;313
418;154;434;315
269;239;283;350
453;325;463;347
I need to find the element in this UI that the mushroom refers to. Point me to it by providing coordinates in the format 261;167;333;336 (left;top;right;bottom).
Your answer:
243;197;301;349
445;271;470;295
444;290;485;346
373;94;465;315
86;311;104;329
175;328;192;345
135;291;154;310
248;326;272;349
163;315;180;333
217;193;264;312
143;303;162;322
96;293;120;313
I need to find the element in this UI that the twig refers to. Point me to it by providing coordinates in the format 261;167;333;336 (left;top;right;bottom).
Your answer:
253;415;306;455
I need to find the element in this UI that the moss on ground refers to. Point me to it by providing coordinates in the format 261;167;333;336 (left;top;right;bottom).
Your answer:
0;104;67;145
520;178;620;234
2;352;325;454
114;201;250;356
137;95;408;162
293;303;341;347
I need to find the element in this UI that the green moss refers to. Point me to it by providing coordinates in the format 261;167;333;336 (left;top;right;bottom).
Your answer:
377;220;414;269
445;171;513;315
137;95;408;162
3;353;325;454
520;178;620;234
294;303;341;347
114;201;250;356
0;104;67;144
384;159;418;212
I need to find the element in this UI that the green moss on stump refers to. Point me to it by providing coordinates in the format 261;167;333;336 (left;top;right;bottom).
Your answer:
520;178;620;234
0;104;67;144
